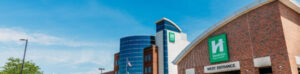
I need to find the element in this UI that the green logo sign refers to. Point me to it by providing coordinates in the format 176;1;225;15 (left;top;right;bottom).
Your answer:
208;34;229;63
169;32;175;42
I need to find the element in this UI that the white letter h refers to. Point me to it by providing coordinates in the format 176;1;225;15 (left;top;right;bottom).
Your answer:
212;39;224;54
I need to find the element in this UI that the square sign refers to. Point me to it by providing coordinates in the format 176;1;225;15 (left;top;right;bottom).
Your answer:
208;34;229;63
169;32;175;42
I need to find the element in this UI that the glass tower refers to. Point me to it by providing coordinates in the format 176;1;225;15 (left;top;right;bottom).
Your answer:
157;21;181;74
119;36;155;74
155;18;189;74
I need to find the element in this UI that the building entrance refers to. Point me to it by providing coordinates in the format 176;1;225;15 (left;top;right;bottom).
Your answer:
259;67;272;74
212;70;240;74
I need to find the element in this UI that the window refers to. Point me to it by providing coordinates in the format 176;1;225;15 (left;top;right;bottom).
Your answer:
145;56;147;61
259;67;272;74
185;68;195;74
298;68;300;74
145;67;147;73
148;67;151;73
115;60;118;65
148;55;151;61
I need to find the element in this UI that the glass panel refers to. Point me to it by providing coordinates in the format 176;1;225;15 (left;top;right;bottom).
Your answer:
148;55;151;61
119;36;155;74
156;21;181;32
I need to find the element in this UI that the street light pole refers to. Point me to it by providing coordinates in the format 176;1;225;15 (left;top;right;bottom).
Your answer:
20;39;28;74
98;68;105;74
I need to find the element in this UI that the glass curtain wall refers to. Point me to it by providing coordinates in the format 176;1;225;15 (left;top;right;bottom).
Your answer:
119;36;155;74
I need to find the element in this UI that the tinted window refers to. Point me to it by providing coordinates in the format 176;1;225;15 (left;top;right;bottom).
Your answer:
119;36;155;74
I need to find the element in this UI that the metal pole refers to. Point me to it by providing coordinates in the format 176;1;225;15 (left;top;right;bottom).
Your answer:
98;68;104;74
20;39;28;74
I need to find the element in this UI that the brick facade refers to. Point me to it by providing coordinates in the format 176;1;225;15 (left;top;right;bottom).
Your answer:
114;53;119;74
177;1;300;74
280;1;300;74
144;45;158;74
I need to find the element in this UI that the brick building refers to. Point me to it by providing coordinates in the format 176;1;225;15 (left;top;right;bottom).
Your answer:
144;45;159;74
173;0;300;74
114;53;119;74
103;71;114;74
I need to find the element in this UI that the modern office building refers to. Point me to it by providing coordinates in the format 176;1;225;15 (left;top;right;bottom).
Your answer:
155;18;190;74
114;18;189;74
119;36;155;74
173;0;300;74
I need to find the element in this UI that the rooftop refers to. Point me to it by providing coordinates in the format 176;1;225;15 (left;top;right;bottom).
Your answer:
172;0;300;65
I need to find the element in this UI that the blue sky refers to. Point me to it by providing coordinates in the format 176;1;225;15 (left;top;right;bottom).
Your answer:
2;0;297;74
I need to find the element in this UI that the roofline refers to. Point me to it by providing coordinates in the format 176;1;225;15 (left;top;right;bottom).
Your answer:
173;0;300;64
155;17;183;32
280;0;300;13
115;52;120;55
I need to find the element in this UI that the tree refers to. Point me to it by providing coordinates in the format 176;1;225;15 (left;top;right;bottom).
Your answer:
0;57;43;74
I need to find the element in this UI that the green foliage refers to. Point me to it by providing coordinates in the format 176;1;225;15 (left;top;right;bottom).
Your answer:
0;57;43;74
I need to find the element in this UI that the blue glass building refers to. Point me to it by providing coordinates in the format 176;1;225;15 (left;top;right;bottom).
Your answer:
115;18;189;74
119;36;155;74
156;19;181;33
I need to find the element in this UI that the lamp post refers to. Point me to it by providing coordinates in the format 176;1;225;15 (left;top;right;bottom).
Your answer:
19;39;28;74
98;68;105;74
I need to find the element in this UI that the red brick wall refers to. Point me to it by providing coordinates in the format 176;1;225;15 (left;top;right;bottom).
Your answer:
247;1;291;74
279;2;300;74
114;53;119;74
144;45;158;74
152;46;158;74
177;1;298;74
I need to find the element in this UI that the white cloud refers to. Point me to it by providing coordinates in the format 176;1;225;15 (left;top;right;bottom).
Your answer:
0;46;115;74
0;28;103;47
0;28;28;42
292;0;300;6
24;48;113;65
0;27;116;73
